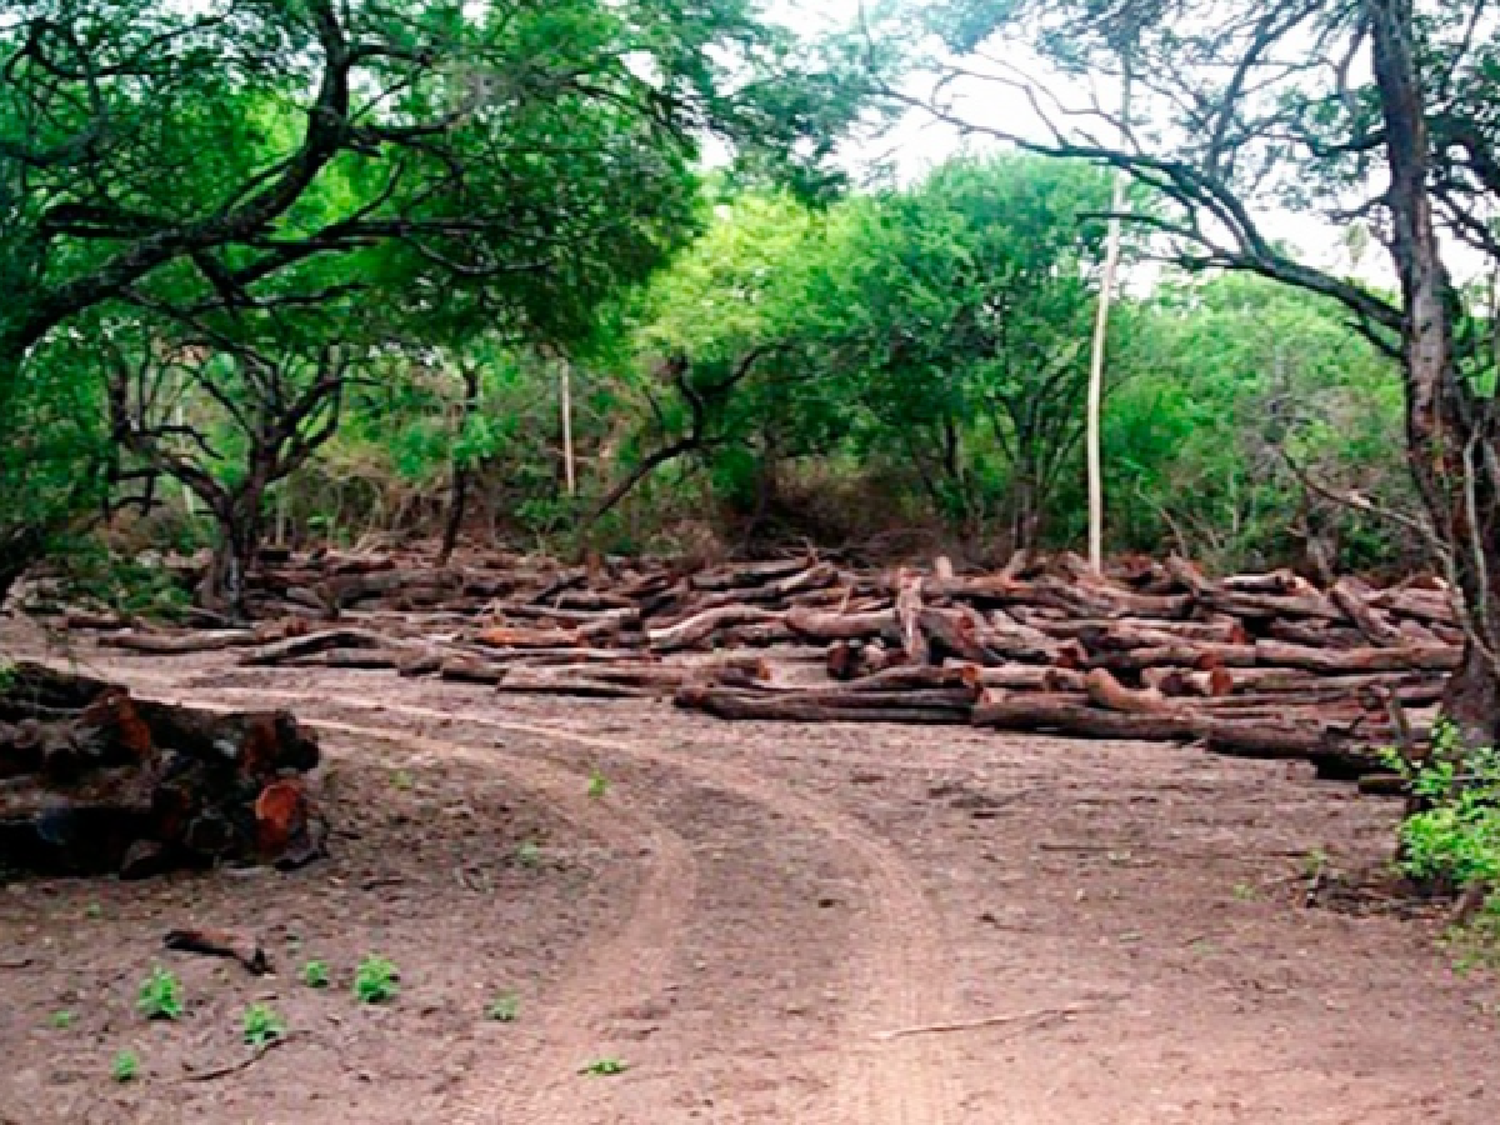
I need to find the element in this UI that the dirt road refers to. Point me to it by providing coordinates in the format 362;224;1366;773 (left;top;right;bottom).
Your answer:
2;651;1497;1123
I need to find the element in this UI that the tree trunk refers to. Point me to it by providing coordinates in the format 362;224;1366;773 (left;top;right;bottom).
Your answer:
201;494;265;620
440;363;483;566
1370;0;1500;745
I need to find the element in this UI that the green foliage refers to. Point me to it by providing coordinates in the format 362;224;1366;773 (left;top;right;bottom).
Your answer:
1446;898;1500;976
580;1056;629;1077
587;769;610;800
111;1049;140;1084
353;955;400;1005
1097;274;1408;571
515;841;544;870
49;1010;75;1030
486;992;521;1023
242;1004;286;1048
49;542;193;621
136;965;183;1021
1386;724;1500;893
300;960;331;990
0;0;865;588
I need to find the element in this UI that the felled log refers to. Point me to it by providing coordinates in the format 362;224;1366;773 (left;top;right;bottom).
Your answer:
957;665;1086;693
495;668;654;698
648;606;783;651
100;628;263;654
1141;667;1234;697
1219;569;1306;594
240;628;398;666
1040;617;1246;645
674;686;972;724
971;695;1203;740
1329;577;1407;647
1083;669;1173;714
689;558;813;591
439;655;507;684
839;665;975;693
917;606;990;664
1083;643;1258;672
895;570;928;665
0;664;323;876
787;606;897;642
1252;640;1460;674
719;620;799;647
1368;585;1457;627
1266;620;1370;648
475;624;586;649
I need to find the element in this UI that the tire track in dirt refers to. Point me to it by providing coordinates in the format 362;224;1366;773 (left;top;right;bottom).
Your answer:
116;673;699;1125
306;718;698;1125
190;684;963;1125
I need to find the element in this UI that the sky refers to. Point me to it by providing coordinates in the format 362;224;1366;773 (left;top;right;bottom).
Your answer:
770;0;1393;286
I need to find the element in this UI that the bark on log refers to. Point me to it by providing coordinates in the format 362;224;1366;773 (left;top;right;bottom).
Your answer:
1330;577;1407;647
786;606;897;642
1141;667;1234;697
1252;640;1460;674
674;686;971;724
0;664;323;876
99;629;263;654
1083;669;1174;714
971;696;1203;740
648;606;783;651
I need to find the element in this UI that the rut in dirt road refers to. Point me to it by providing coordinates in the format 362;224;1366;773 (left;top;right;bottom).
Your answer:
140;678;966;1125
307;719;699;1125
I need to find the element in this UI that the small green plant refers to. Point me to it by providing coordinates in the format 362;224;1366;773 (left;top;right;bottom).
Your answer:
586;769;609;800
136;965;183;1021
1301;847;1331;881
85;902;103;919
486;992;520;1023
0;662;16;692
49;1009;75;1029
515;840;544;869
1232;882;1259;902
242;1003;286;1048
1384;720;1500;963
1447;898;1500;976
111;1049;140;1083
301;959;331;989
391;769;414;791
580;1056;628;1077
354;954;399;1004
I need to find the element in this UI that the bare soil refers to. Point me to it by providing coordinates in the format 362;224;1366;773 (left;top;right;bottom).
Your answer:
2;636;1498;1124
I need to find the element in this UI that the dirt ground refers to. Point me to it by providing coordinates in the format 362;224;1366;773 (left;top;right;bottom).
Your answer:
2;636;1498;1124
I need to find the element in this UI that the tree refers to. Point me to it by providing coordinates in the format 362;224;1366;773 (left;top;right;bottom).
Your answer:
814;155;1117;550
891;0;1500;742
0;0;863;603
592;192;836;534
1101;273;1409;573
103;315;357;614
610;157;1118;551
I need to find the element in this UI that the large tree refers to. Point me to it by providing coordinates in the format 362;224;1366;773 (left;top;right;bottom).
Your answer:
891;0;1500;743
0;0;859;604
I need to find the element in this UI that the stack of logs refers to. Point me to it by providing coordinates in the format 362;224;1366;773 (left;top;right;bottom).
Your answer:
0;664;324;877
57;549;1466;786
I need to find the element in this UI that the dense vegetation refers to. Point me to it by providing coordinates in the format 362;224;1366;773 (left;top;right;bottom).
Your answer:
0;0;1489;719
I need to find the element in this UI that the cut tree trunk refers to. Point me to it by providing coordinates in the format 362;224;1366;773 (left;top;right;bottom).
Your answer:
0;663;324;876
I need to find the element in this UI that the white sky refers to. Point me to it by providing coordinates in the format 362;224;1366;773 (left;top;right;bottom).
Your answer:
770;0;1393;286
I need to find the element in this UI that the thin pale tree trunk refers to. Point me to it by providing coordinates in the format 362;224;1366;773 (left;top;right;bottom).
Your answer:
560;359;577;498
1086;67;1131;574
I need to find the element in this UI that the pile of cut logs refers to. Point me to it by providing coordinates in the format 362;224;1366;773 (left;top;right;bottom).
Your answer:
54;549;1466;785
1;663;324;877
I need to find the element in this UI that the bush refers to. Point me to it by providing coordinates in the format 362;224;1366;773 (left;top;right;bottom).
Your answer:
1389;727;1500;893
